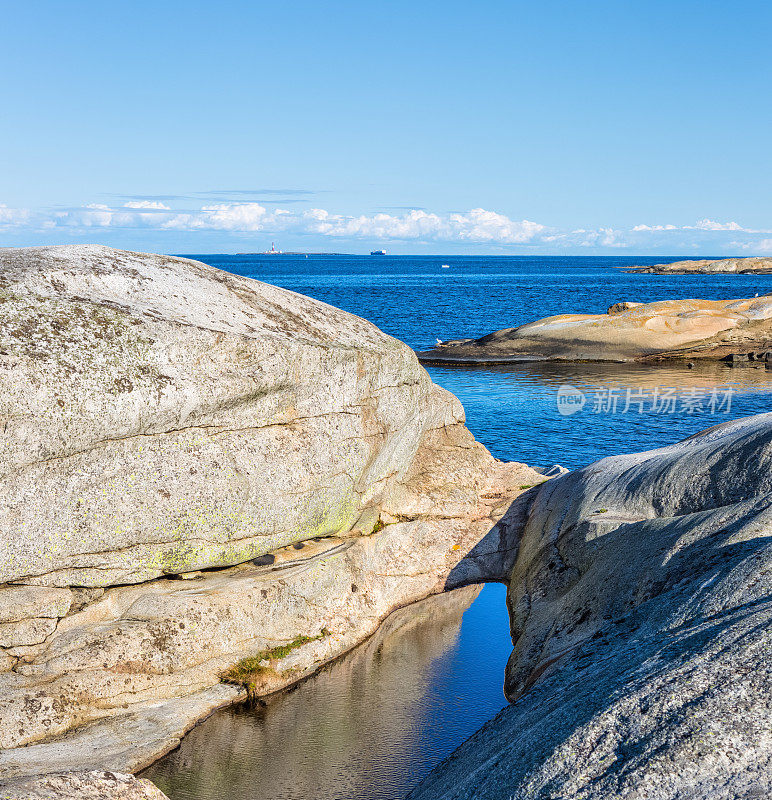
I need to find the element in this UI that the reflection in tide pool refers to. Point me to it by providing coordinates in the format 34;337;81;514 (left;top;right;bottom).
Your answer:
142;584;512;800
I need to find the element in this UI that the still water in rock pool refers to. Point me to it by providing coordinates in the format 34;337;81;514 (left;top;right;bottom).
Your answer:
142;585;509;800
144;255;772;799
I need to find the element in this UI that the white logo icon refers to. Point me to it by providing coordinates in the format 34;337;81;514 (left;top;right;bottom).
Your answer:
556;384;586;416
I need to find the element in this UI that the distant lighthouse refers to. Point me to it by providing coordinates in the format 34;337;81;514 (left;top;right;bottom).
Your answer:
259;242;282;255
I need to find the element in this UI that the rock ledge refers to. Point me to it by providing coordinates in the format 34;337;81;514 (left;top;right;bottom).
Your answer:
418;295;772;363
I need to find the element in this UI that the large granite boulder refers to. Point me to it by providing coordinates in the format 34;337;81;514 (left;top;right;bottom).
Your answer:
0;246;540;781
628;256;772;274
0;244;497;587
418;297;772;363
409;413;772;800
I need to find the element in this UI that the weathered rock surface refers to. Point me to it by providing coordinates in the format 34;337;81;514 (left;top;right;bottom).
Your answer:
606;300;642;314
417;296;772;363
409;412;772;800
0;245;540;781
0;771;169;799
0;495;527;777
0;244;491;588
628;256;772;274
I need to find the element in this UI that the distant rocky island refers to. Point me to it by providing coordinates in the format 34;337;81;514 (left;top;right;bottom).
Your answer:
418;296;772;364
626;256;772;274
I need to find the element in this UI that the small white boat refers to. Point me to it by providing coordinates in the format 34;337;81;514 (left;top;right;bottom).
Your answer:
441;264;450;268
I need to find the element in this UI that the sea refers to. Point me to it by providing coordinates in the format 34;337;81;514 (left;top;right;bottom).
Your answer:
142;254;772;800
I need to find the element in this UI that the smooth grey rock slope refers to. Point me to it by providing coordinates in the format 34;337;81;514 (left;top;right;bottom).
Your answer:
0;245;540;781
410;413;772;800
0;244;474;587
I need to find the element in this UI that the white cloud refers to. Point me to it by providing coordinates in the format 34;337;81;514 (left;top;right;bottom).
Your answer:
633;219;753;233
75;202;547;244
123;200;171;210
543;227;628;248
0;203;32;227
78;204;114;226
287;207;545;243
737;238;772;253
694;218;744;231
1;198;771;252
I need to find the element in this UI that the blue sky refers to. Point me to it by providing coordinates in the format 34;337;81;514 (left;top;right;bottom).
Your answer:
1;0;771;254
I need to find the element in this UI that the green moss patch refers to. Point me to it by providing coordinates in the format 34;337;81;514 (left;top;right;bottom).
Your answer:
222;629;331;694
519;479;548;490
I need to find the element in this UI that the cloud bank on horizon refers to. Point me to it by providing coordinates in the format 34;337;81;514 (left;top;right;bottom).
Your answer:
1;199;771;253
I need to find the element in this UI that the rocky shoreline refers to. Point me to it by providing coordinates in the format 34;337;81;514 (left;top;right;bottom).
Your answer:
410;412;772;799
2;245;771;800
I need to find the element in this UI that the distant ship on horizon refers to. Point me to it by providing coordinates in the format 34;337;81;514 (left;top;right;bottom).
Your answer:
370;249;386;255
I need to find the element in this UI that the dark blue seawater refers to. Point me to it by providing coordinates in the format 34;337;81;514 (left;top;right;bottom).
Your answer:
188;254;772;469
143;255;772;800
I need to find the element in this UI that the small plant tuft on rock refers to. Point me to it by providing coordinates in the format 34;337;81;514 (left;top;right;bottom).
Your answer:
221;630;331;696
